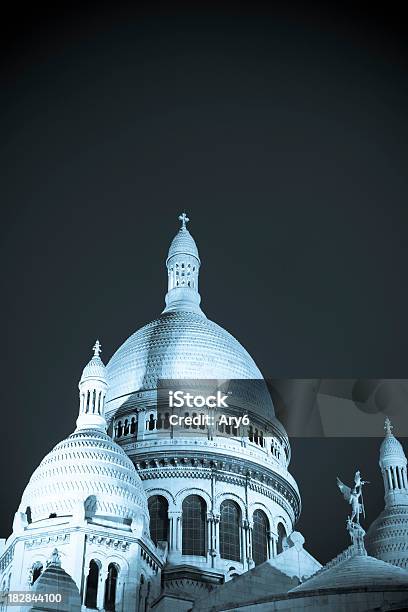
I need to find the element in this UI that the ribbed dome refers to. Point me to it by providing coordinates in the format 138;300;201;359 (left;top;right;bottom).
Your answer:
81;355;106;381
167;227;199;262
366;506;408;568
380;435;406;460
20;428;148;524
32;554;81;611
291;553;408;592
106;310;274;421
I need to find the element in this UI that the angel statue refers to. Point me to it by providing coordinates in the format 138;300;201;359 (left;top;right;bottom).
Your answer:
337;470;369;525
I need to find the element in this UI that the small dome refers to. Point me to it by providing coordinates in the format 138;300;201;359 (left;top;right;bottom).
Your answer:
31;551;81;611
291;553;408;592
380;435;406;462
81;356;106;381
20;428;148;525
366;506;408;569
167;227;200;262
80;341;106;383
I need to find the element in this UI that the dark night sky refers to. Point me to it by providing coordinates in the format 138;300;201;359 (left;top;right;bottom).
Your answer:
1;2;407;564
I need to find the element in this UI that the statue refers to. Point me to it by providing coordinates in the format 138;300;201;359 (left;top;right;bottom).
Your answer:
337;470;369;525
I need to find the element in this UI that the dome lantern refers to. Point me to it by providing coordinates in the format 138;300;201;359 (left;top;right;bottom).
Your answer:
76;340;108;432
163;213;203;315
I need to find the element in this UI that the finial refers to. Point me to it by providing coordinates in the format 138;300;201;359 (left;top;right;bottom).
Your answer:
178;212;190;230
92;340;102;358
384;416;393;436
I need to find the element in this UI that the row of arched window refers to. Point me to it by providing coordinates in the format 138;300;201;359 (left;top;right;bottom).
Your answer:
248;426;265;447
168;262;198;289
114;413;283;457
85;561;118;611
148;495;287;565
115;417;137;438
80;389;105;416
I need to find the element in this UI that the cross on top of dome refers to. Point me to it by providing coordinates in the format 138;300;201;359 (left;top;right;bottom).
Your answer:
384;416;393;436
93;339;102;357
179;212;190;229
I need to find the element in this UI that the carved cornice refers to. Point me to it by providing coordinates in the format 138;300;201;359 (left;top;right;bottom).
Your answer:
87;534;129;552
24;533;70;550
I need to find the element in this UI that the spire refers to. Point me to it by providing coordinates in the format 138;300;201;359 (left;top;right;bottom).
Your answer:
379;417;408;508
76;341;108;432
163;213;204;315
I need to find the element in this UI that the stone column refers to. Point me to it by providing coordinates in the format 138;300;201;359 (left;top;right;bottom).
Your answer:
267;531;274;560
208;513;220;567
168;511;182;551
240;521;247;567
137;410;145;440
242;520;254;569
96;566;108;610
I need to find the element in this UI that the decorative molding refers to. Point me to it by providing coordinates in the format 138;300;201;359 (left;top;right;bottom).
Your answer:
87;534;129;552
24;533;70;550
0;546;14;573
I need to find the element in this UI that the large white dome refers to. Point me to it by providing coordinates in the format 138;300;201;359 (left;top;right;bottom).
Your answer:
20;428;148;525
105;310;275;420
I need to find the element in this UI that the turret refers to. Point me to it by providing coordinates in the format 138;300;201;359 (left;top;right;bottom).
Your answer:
76;340;108;431
379;417;408;507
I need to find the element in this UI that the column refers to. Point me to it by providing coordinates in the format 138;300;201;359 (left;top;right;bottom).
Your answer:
240;522;246;565
267;531;274;560
96;566;108;610
137;410;145;441
247;521;254;569
391;466;398;489
168;511;182;551
208;514;220;567
177;513;182;551
387;468;393;490
214;514;220;558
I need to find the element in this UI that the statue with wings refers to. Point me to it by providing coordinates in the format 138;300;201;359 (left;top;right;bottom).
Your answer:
337;470;369;524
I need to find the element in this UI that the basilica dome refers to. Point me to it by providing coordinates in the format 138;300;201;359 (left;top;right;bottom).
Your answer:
106;215;276;424
20;427;148;525
105;310;274;416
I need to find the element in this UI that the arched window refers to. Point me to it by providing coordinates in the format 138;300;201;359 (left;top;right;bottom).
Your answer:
147;414;155;431
104;563;118;612
277;522;287;554
156;413;163;430
252;510;269;565
31;562;43;585
148;496;169;545
220;500;241;562
130;417;136;434
182;495;207;556
85;560;99;608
